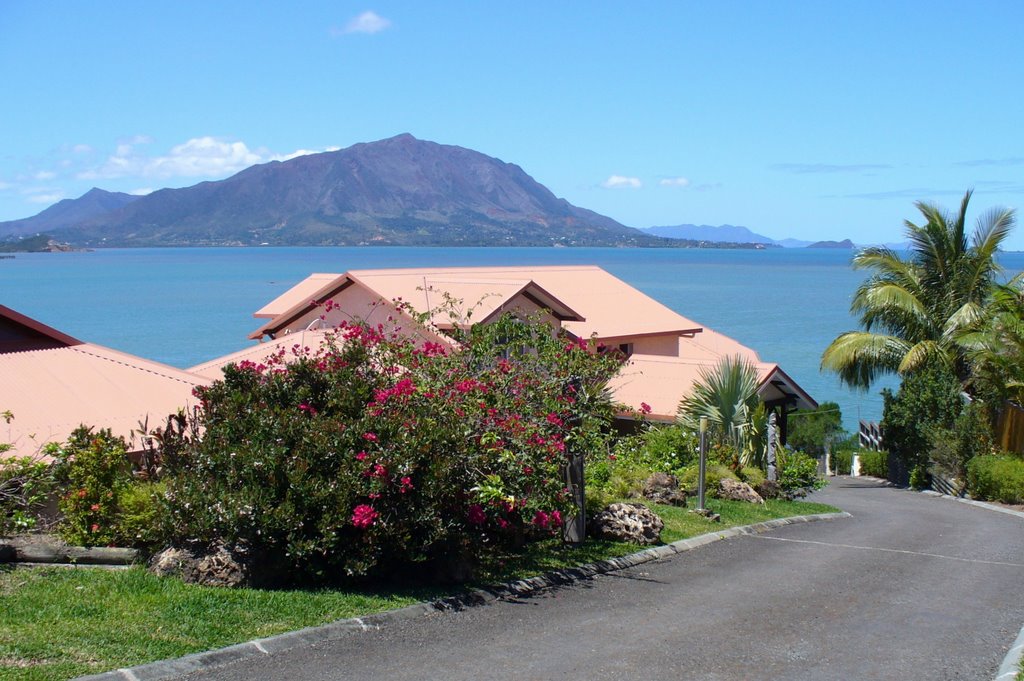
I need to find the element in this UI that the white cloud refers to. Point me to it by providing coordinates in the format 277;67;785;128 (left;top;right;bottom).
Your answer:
337;10;392;35
0;181;12;191
659;177;690;187
27;192;64;204
601;175;642;189
77;137;342;182
34;171;56;181
129;187;154;196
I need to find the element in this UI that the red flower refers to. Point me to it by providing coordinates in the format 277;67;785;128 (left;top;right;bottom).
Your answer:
532;510;550;529
351;504;379;529
90;523;100;533
549;510;563;528
467;504;486;525
363;432;378;442
90;504;101;512
355;451;368;461
640;402;652;415
399;476;414;493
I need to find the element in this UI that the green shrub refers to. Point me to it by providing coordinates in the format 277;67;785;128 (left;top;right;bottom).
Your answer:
778;451;825;498
678;463;737;498
858;450;889;478
831;449;853;475
117;482;166;548
739;466;765;488
909;464;930;491
0;454;55;535
52;427;133;546
967;455;1024;504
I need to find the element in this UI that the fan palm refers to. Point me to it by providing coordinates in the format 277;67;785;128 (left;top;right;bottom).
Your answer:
678;355;760;468
821;190;1016;390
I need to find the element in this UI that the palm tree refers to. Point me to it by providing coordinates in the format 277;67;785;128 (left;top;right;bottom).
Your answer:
678;355;760;468
821;190;1016;390
957;275;1024;404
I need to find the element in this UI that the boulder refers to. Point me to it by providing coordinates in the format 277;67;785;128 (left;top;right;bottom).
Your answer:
642;472;688;507
150;541;252;587
588;502;664;545
718;478;765;504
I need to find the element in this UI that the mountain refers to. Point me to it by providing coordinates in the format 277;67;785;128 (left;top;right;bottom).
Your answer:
642;224;776;244
0;135;674;248
0;188;139;239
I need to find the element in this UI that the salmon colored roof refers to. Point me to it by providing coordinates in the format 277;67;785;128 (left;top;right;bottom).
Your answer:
609;354;816;422
252;266;728;344
189;328;339;380
243;266;812;416
249;269;585;340
255;273;341;319
0;306;209;460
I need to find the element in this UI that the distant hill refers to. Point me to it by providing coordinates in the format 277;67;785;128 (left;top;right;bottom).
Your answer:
0;233;79;253
642;224;776;244
0;135;682;248
807;238;855;249
0;188;139;239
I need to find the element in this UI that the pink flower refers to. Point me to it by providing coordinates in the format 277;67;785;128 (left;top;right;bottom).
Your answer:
399;476;414;493
370;463;388;478
363;432;378;442
355;451;368;461
90;523;100;532
549;510;563;528
90;504;101;512
546;413;564;427
467;504;486;525
640;402;652;415
351;504;379;529
532;510;550;529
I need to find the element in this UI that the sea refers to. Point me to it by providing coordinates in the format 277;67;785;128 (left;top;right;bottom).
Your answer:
5;246;1023;434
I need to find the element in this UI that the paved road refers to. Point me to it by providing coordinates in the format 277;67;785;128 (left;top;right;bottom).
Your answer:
181;478;1024;680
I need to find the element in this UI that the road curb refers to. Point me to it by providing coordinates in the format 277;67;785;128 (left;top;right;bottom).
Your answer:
918;490;1024;521
72;510;850;681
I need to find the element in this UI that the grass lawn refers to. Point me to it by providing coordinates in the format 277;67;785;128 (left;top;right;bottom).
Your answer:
0;497;839;680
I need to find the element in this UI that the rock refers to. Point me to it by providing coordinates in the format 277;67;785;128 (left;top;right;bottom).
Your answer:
754;479;782;500
149;541;252;587
718;478;765;504
642;472;688;507
588;502;664;545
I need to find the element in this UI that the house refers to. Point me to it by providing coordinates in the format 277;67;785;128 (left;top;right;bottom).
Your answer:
202;265;815;439
0;305;209;460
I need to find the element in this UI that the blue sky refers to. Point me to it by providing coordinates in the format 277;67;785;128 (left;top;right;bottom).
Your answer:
2;1;1023;246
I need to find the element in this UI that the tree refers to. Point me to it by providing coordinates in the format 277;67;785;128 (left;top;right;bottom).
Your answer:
821;190;1016;390
957;276;1024;405
677;355;761;469
786;401;846;457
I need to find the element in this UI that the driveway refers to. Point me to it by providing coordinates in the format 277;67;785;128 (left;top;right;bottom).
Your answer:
180;478;1024;680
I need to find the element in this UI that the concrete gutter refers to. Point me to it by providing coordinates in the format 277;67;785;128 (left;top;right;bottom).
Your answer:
73;511;849;681
915;489;1024;680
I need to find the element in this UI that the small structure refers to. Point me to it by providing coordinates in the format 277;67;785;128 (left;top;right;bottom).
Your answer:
0;305;209;459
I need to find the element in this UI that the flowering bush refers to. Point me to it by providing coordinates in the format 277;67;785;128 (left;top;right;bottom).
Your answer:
161;313;624;584
52;427;133;546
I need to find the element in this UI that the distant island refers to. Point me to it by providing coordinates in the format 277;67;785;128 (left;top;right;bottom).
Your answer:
806;239;855;249
0;135;768;250
0;233;81;253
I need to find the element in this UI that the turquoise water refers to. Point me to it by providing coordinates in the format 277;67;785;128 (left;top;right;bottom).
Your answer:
4;247;1022;433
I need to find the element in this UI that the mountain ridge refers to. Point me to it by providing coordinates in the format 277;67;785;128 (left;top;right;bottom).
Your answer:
0;135;669;248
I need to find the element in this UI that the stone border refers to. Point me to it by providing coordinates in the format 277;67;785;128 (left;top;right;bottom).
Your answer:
913;489;1024;680
73;511;849;681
